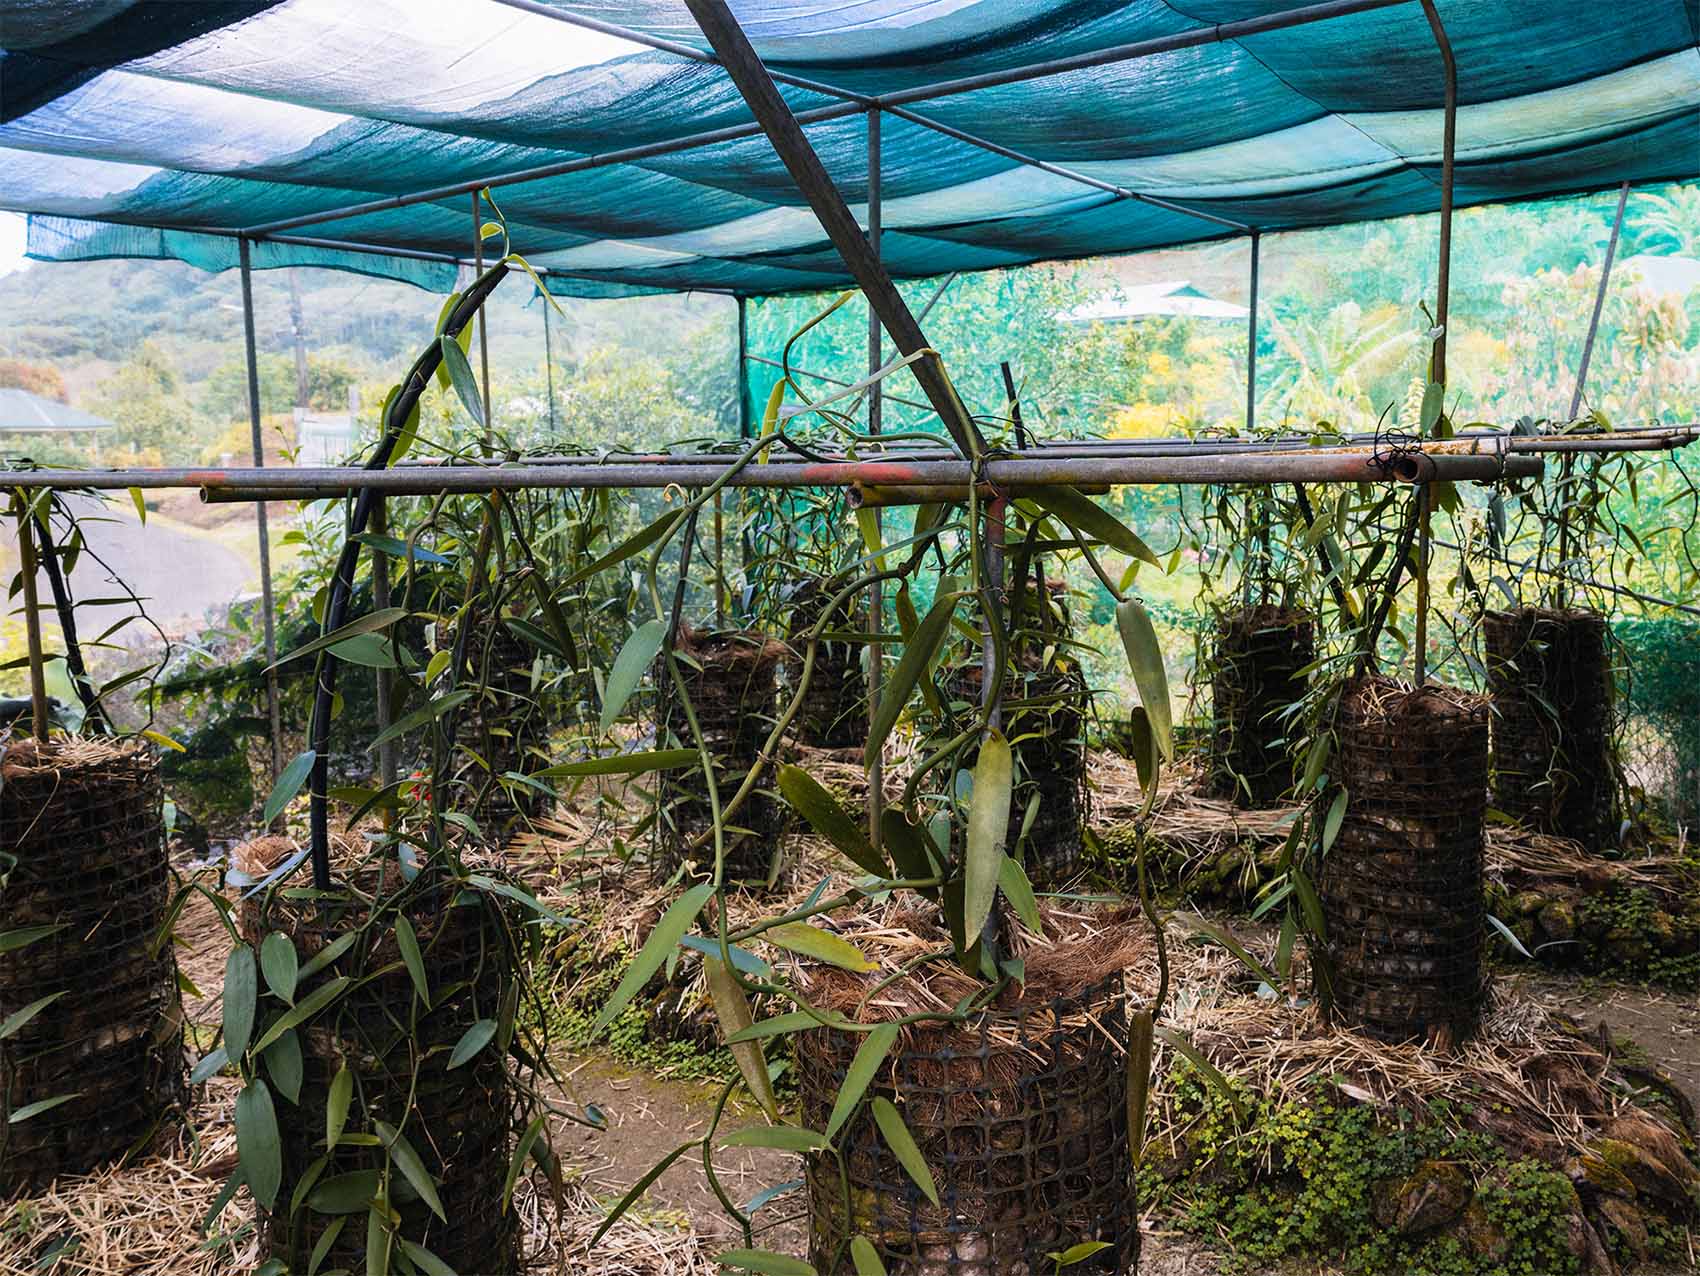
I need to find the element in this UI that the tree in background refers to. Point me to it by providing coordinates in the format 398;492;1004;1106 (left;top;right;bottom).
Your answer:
89;339;204;465
0;358;68;401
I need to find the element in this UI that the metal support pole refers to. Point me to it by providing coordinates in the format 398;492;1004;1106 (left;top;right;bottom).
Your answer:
1569;181;1631;421
1246;231;1261;432
1414;0;1456;688
15;500;49;743
736;295;753;592
239;237;284;782
372;499;397;796
473;191;494;449
866;105;886;848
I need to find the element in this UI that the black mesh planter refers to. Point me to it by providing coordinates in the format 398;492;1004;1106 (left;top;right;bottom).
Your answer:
240;870;520;1273
656;628;785;882
458;625;551;840
786;582;868;751
946;662;1091;886
0;738;183;1192
1320;676;1489;1045
799;970;1135;1275
1484;608;1615;849
1209;606;1313;807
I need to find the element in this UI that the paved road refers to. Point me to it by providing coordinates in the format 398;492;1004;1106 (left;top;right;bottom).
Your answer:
32;496;256;641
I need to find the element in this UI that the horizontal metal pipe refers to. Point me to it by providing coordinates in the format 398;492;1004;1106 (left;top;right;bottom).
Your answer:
0;448;1548;503
849;481;1111;507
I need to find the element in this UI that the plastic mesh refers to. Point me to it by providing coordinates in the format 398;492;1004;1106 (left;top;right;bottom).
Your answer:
0;738;183;1191
798;975;1135;1276
1484;608;1615;849
1209;606;1313;808
655;629;784;882
240;875;519;1272
1321;676;1489;1045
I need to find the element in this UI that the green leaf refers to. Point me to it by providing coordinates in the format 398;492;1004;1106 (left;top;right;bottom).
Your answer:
448;1019;497;1069
142;728;187;753
259;932;298;1005
1033;486;1161;567
1127;1010;1153;1164
601;618;665;735
1321;790;1348;852
763;922;876;973
351;532;450;566
190;1046;229;1086
223;944;258;1060
261;749;316;826
250;976;352;1055
503;1112;546;1210
235;1079;283;1209
0;923;63;953
439;333;485;428
997;855;1043;935
397;1240;456;1276
825;1023;896;1140
1156;1026;1244;1121
702;954;779;1119
299;931;357;982
376;1120;446;1223
563;510;682;588
327;632;399;669
720;1125;830;1153
870;1098;939;1206
1291;866;1327;942
0;991;64;1039
855;507;886;570
776;766;886;877
129;486;147;524
1116;600;1172;761
1420;380;1444;435
326;1064;353;1151
308;1170;382;1214
964;730;1012;944
394;915;430;1008
368;691;472;752
880;811;939;886
1189;916;1276;987
7;1092;80;1124
271;608;409;671
307;1215;346;1275
724;1010;843;1044
532;748;698;779
865;590;958;768
850;1237;887;1276
466;874;573;929
1486;913;1533;959
591;882;714;1034
1126;705;1160;796
591;1141;696;1246
714;1249;817;1276
1052;1241;1115;1268
263;1029;304;1105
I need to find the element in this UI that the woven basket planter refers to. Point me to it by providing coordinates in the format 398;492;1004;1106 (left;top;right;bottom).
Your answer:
799;957;1135;1275
239;871;519;1272
1320;676;1489;1045
655;628;785;882
1484;607;1615;849
0;737;182;1191
1209;606;1313;807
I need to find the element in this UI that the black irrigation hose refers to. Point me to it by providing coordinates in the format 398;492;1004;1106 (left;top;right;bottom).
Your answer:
307;263;510;890
38;501;109;733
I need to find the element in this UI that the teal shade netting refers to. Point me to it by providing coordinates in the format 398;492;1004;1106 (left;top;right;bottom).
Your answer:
2;0;1697;296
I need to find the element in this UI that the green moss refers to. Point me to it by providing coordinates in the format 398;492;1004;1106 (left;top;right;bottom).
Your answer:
1141;1065;1581;1276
